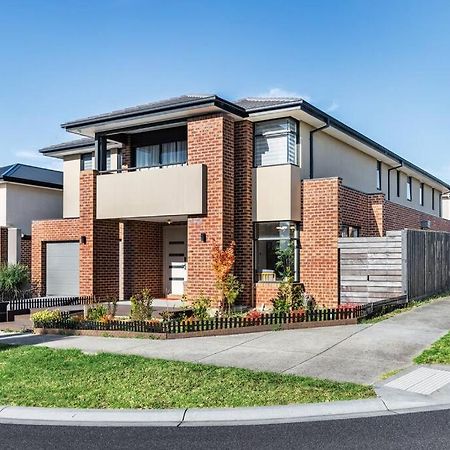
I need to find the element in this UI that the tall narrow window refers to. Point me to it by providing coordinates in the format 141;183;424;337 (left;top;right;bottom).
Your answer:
254;118;298;167
254;222;300;282
432;188;435;210
439;194;442;217
407;176;412;201
376;161;382;190
396;170;401;197
80;153;93;171
106;150;112;171
117;150;123;170
420;183;424;206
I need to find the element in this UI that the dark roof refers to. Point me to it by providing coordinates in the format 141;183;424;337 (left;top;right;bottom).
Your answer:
61;94;246;129
39;138;95;154
0;164;62;189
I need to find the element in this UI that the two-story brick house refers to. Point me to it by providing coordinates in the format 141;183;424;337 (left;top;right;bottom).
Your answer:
33;95;450;305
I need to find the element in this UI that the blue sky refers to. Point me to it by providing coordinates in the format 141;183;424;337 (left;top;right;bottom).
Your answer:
1;0;449;181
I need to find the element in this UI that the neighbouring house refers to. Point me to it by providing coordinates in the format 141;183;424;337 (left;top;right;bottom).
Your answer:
0;164;63;269
32;94;450;305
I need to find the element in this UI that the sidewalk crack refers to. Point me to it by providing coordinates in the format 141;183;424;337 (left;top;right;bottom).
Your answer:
280;324;375;374
195;332;271;362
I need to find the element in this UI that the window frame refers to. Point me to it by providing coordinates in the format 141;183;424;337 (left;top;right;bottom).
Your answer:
407;176;413;201
420;182;424;206
253;221;300;283
80;153;94;171
253;117;299;168
134;140;187;169
396;170;401;197
376;161;382;190
341;224;361;238
432;188;435;210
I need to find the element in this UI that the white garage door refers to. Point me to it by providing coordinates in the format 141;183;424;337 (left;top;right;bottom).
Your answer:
46;242;80;297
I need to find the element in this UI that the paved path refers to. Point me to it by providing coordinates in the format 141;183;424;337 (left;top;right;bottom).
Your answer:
2;297;449;384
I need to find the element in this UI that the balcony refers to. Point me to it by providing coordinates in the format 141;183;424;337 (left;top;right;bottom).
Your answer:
96;164;206;220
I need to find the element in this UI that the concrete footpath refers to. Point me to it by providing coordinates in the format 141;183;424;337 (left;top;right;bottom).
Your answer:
2;297;450;384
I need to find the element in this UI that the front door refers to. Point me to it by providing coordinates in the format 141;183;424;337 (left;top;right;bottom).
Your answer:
163;225;187;297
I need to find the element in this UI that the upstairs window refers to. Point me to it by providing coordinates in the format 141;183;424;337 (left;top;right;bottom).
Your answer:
376;161;382;190
420;183;424;206
135;140;187;168
80;153;93;171
432;188;436;210
396;170;401;197
106;150;112;171
341;225;360;238
254;118;298;167
407;176;413;201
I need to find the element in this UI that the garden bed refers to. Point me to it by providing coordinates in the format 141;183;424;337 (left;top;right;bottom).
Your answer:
33;307;364;339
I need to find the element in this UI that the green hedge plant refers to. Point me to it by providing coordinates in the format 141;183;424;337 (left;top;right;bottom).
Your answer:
0;264;30;299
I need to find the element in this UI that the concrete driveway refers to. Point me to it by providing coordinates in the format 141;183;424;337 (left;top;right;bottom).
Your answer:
1;297;449;385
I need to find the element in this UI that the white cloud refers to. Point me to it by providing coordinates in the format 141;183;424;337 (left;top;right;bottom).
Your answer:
326;100;339;112
258;88;310;100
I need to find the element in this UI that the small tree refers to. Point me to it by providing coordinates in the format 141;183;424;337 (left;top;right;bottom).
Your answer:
211;240;242;312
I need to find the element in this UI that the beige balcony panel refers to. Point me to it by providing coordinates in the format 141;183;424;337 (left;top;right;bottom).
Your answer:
253;165;301;222
96;164;206;219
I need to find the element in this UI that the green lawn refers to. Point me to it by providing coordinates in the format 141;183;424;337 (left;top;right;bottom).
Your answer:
0;345;374;409
414;331;450;365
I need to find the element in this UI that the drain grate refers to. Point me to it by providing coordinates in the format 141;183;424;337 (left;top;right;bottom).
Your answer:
385;367;450;395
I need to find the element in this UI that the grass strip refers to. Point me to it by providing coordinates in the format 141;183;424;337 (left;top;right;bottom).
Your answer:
0;344;374;409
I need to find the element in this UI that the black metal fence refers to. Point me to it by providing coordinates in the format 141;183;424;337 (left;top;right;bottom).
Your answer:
33;306;365;335
7;296;93;312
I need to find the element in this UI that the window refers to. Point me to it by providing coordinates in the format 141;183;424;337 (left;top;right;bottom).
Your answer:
396;170;401;197
407;176;412;201
135;141;187;168
106;150;112;171
432;188;435;210
341;225;360;238
420;183;424;206
80;153;93;171
439;194;442;217
254;222;300;282
376;161;382;190
117;150;123;170
254;118;298;167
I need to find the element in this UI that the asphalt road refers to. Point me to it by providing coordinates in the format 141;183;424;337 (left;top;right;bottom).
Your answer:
0;409;449;450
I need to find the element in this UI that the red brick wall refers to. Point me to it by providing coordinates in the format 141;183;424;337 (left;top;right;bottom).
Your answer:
301;178;341;307
255;282;279;310
186;114;235;303
20;238;32;269
384;200;450;233
234;120;254;306
122;220;163;299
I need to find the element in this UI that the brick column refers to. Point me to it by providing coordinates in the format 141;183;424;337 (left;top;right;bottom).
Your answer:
301;178;341;307
234;120;254;306
368;194;385;236
186;114;235;303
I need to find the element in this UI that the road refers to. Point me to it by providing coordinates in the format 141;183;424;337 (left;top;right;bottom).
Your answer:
0;409;449;450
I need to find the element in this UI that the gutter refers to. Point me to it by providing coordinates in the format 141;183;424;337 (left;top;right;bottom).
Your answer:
309;119;330;178
387;163;403;201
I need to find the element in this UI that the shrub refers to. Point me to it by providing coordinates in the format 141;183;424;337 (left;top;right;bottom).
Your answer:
271;296;290;313
0;264;30;299
191;293;211;320
222;274;243;314
86;304;108;321
31;309;62;327
130;289;153;321
246;309;262;320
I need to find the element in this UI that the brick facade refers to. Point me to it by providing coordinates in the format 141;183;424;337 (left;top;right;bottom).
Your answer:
0;228;8;264
234;120;254;306
122;220;163;299
20;237;32;269
186;114;235;303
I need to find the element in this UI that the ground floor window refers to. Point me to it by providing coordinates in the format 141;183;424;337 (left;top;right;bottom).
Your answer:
254;221;300;282
341;225;360;238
